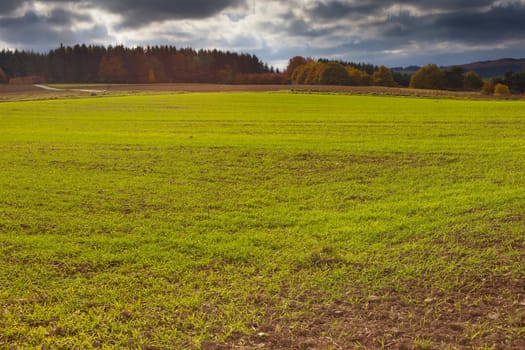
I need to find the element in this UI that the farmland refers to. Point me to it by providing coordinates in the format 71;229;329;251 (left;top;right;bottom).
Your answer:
1;91;524;349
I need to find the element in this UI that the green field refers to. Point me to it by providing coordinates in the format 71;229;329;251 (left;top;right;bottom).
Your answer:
1;92;524;349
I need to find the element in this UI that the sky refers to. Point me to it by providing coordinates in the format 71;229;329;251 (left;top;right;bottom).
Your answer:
1;0;525;69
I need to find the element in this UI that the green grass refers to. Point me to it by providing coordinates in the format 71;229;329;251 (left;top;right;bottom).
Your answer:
1;92;524;348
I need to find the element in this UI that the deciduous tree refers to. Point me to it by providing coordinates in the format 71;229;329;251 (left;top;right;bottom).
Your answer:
286;56;308;77
347;66;372;86
481;80;494;95
97;53;128;83
494;83;510;95
444;66;465;90
502;71;525;93
462;71;483;91
319;62;351;85
373;66;397;87
409;64;445;90
0;67;8;83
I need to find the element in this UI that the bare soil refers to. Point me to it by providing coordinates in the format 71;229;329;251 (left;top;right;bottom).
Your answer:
0;84;89;102
204;276;525;349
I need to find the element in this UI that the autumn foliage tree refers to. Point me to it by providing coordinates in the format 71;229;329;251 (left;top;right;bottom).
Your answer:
97;53;128;83
286;56;308;77
0;67;8;83
319;62;351;85
409;64;446;90
304;62;326;84
347;66;372;86
289;59;372;86
372;66;397;87
291;61;326;84
481;80;494;95
494;83;510;95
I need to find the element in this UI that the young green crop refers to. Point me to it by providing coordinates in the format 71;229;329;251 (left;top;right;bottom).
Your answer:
1;93;524;348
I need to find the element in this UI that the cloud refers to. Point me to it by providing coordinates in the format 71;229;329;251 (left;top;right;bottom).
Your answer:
0;0;525;68
309;0;497;19
0;9;107;50
98;0;247;26
0;0;247;25
374;2;525;44
0;0;22;14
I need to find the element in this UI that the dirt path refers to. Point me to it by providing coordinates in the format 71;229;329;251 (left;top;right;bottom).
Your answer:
33;84;105;94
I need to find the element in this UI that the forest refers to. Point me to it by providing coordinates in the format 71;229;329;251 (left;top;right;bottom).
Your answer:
0;44;282;84
1;44;525;93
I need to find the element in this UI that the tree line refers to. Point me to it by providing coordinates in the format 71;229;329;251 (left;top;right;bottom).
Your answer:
0;44;279;84
1;45;525;94
285;57;525;94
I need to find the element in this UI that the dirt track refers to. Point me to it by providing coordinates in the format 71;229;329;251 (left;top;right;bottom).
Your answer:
2;83;523;102
0;84;91;102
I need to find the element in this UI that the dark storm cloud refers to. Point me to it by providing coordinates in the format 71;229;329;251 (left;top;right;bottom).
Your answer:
435;3;525;42
0;10;106;50
375;3;525;44
309;0;496;20
46;8;92;26
285;16;336;38
0;0;525;67
0;0;21;14
91;0;246;26
0;0;245;26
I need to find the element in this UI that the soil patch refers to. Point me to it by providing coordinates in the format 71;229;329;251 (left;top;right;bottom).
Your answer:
0;84;89;102
206;276;525;349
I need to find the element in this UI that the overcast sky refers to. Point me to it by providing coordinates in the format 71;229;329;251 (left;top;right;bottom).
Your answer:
1;0;525;69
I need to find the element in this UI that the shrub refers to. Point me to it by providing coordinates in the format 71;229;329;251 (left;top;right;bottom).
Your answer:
494;83;510;96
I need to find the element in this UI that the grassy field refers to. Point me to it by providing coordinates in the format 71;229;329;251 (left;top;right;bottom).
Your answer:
1;92;524;349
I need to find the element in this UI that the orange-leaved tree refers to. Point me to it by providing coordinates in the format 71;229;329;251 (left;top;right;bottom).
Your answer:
97;53;128;83
286;56;308;77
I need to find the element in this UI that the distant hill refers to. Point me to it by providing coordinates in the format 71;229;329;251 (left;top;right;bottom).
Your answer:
457;58;525;78
392;58;525;78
